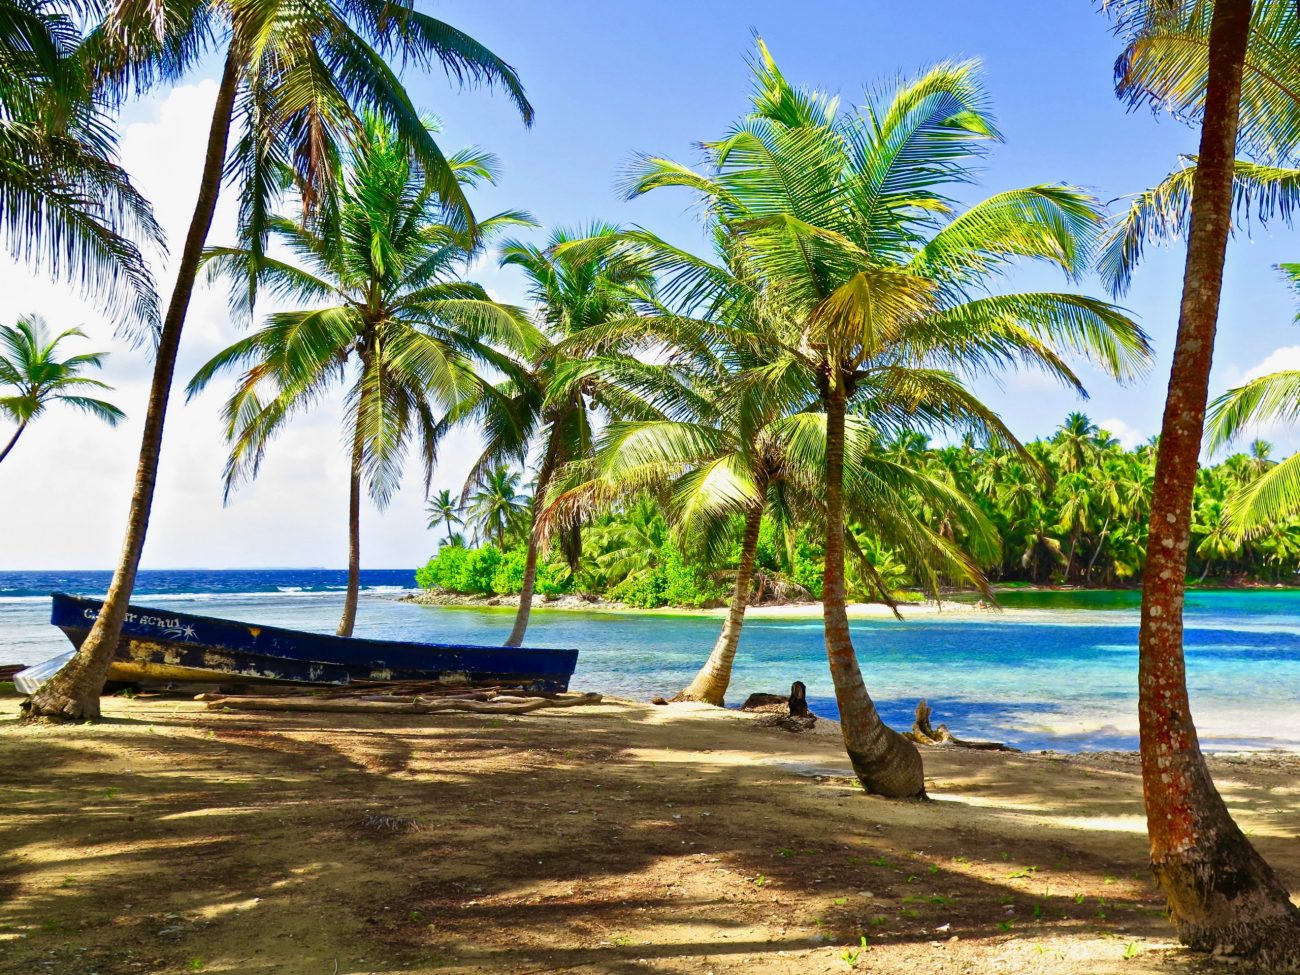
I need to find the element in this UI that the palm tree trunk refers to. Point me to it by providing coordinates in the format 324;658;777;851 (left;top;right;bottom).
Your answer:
1137;0;1300;962
823;378;924;798
22;48;242;722
0;422;27;465
337;402;365;637
1085;516;1111;583
674;501;765;705
504;435;561;647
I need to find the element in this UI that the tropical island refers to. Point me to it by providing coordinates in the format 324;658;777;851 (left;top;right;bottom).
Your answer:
4;2;1300;975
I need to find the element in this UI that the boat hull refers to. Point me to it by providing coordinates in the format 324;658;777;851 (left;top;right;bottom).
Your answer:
49;592;578;691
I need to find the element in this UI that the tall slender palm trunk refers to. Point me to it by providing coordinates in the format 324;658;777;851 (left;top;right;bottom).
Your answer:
22;49;242;722
1085;515;1111;582
504;435;561;647
0;422;26;464
674;501;764;705
823;379;925;798
337;401;366;637
1137;0;1300;963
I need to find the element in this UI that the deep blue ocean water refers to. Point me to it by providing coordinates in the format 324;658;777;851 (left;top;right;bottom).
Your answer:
3;571;1299;753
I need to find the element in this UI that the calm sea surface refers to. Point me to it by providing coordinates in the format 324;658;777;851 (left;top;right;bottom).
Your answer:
3;570;1299;753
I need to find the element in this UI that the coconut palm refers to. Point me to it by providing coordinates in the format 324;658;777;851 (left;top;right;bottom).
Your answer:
0;314;124;464
25;2;533;719
0;0;161;327
622;43;1150;796
1206;370;1300;533
537;229;1003;706
187;116;532;637
1104;0;1300;960
467;464;527;550
439;225;661;647
426;488;464;546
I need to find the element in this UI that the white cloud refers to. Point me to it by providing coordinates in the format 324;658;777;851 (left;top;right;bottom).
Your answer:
1243;345;1300;383
0;82;479;570
1096;417;1144;449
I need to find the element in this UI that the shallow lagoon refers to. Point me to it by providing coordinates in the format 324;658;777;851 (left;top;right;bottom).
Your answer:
3;571;1299;752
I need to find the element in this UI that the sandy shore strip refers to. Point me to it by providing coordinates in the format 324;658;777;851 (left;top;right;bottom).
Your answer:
2;694;1296;974
401;590;998;619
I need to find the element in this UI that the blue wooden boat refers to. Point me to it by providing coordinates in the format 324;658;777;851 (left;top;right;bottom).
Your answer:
42;592;579;692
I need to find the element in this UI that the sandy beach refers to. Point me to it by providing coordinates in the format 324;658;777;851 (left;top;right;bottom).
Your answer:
402;590;991;619
3;694;1297;974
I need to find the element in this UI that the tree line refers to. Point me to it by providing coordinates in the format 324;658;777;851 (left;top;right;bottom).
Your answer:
5;0;1300;962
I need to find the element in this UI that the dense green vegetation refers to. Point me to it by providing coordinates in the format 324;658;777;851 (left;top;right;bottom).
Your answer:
417;409;1300;605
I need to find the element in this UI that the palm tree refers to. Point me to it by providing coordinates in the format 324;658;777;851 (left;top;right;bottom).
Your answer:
1051;412;1099;474
24;3;533;719
624;43;1150;796
0;0;161;327
440;225;659;647
467;465;527;550
0;314;124;464
1105;0;1300;960
426;489;464;546
1207;371;1300;533
187;116;530;637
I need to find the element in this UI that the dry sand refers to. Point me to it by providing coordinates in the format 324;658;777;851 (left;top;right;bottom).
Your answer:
2;695;1297;975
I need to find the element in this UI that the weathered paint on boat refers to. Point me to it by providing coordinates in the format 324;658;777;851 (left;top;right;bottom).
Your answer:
50;592;579;691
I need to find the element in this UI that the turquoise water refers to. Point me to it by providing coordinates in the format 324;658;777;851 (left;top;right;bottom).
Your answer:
3;573;1299;753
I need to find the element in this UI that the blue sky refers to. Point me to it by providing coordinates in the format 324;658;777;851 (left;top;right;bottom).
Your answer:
4;1;1300;569
416;0;1300;445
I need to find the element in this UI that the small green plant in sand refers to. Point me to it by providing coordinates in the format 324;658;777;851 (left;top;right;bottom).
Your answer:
841;935;869;967
1123;942;1141;960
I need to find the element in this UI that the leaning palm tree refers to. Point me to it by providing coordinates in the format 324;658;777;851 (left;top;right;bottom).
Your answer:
439;225;661;647
24;2;533;719
0;0;161;327
187;116;532;637
426;489;464;546
1102;0;1300;960
623;43;1150;796
0;314;124;464
539;229;1003;706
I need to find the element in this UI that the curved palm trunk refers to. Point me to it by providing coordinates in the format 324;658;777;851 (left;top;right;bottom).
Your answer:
1137;0;1300;962
22;49;241;722
1085;515;1111;582
337;402;365;637
0;422;27;464
504;435;561;647
673;501;765;705
823;380;925;798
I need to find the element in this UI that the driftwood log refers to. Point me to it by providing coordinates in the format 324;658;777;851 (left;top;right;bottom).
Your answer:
199;691;602;716
906;699;1018;752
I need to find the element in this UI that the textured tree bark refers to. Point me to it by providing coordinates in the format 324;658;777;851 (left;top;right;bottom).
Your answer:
0;422;26;465
673;501;765;705
823;378;925;798
336;399;366;638
22;48;242;722
1137;0;1300;963
504;432;562;648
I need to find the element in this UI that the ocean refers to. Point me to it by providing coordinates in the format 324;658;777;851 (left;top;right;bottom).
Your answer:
3;570;1299;753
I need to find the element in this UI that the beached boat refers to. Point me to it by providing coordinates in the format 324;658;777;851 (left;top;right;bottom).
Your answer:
16;592;579;693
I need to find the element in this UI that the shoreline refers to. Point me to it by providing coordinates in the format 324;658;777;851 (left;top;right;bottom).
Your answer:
399;588;993;618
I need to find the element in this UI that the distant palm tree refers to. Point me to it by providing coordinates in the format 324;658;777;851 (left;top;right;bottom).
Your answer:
426;489;464;546
189;116;531;637
1052;412;1100;474
467;465;527;549
439;224;660;647
0;315;124;465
